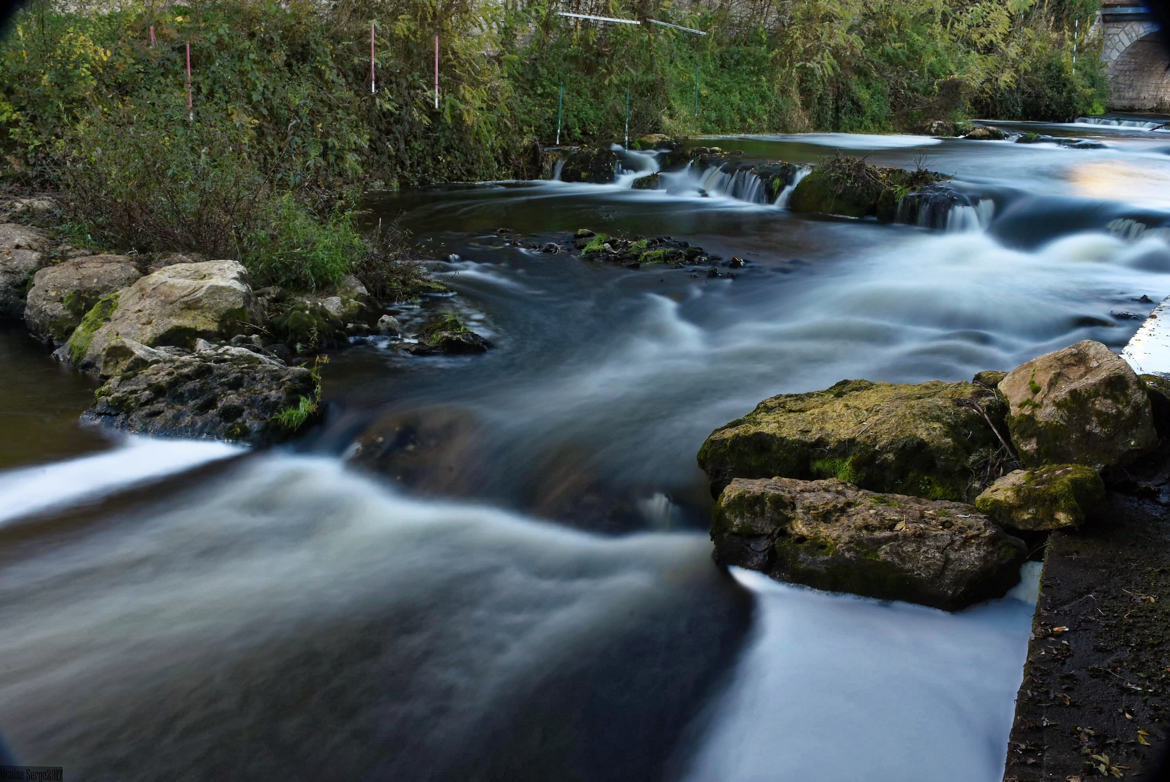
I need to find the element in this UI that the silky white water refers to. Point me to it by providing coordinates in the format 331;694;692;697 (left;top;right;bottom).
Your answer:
5;120;1170;780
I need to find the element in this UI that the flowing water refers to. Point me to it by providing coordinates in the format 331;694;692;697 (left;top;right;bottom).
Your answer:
3;120;1170;781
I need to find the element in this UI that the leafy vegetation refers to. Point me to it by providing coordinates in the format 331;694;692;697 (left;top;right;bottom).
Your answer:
0;0;1105;290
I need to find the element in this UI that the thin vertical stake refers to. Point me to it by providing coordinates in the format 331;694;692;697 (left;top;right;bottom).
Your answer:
1073;17;1078;73
624;88;630;149
186;42;193;121
434;36;439;110
370;21;376;94
556;82;564;145
694;65;699;116
149;25;155;47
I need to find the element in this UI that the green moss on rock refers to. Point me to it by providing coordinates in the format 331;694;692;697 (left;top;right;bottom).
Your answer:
698;377;1008;502
66;292;119;365
975;464;1105;532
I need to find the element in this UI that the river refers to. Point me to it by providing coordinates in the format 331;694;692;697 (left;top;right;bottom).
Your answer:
2;120;1169;781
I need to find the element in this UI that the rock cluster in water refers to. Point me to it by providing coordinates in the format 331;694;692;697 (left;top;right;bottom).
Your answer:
0;198;492;445
699;339;1160;609
545;141;980;227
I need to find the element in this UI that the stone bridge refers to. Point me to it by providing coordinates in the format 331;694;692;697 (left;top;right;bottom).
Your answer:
1100;1;1170;111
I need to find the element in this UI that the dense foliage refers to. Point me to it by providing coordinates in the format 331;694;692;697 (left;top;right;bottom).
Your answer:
0;0;1105;289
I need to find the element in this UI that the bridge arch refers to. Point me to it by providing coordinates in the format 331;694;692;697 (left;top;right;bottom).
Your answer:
1108;29;1170;111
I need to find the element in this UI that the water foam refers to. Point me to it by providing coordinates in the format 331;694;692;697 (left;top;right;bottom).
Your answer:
0;436;241;525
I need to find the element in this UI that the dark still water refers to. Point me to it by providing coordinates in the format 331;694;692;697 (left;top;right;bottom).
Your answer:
3;121;1169;781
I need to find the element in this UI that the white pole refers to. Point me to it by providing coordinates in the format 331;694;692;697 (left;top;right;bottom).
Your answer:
646;19;706;36
556;11;640;25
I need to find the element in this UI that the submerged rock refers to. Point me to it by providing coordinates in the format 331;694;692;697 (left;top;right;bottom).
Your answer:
0;222;50;320
975;464;1105;533
698;378;1009;502
964;125;1007;141
408;314;491;355
24;255;142;345
998;340;1156;469
349;405;486;495
86;345;319;445
64;260;259;376
712;477;1026;610
573;231;710;268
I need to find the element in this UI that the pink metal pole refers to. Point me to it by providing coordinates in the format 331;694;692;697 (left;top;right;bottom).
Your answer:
186;42;193;120
149;25;155;47
370;21;375;94
434;35;439;110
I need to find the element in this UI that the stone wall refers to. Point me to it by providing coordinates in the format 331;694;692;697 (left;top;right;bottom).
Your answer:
1108;30;1170;111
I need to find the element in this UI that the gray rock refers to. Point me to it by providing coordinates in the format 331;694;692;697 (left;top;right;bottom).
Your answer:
24;255;141;344
65;260;259;377
998;340;1157;469
377;314;402;335
86;346;318;445
712;476;1027;610
0;223;50;320
975;464;1106;533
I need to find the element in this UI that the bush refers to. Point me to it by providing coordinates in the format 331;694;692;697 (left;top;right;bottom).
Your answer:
241;194;364;290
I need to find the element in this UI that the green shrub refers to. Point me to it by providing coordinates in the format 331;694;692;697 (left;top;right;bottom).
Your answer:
241;194;364;290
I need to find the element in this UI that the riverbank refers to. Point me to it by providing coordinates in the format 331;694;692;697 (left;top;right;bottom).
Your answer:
0;0;1103;301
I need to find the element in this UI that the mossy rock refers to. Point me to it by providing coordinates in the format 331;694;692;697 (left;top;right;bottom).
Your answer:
964;126;1006;141
269;301;347;351
412;314;490;355
66;292;120;365
712;477;1026;610
975;464;1105;533
999;341;1157;469
25;255;141;345
788;157;945;221
631;173;661;190
788;167;879;218
698;378;1009;502
1140;373;1170;439
559;148;620;184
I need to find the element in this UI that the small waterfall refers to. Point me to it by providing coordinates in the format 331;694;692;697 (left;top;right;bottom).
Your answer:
1107;217;1170;244
897;183;983;233
611;144;661;188
662;163;770;204
1074;115;1168;131
727;168;767;203
774;165;812;208
945;205;981;233
552;158;566;181
976;198;996;227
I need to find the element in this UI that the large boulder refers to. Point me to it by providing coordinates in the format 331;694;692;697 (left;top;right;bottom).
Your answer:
712;477;1027;610
0;222;50;320
64;260;259;376
788;157;945;221
698;379;1008;502
24;255;142;344
86;344;319;445
558;147;620;184
975;464;1105;533
998;340;1157;469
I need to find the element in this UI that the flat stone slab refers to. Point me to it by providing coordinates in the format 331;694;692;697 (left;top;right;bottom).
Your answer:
1002;488;1170;781
1122;295;1170;377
